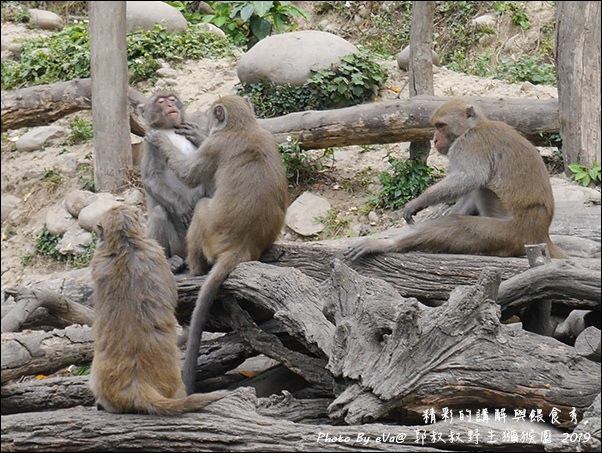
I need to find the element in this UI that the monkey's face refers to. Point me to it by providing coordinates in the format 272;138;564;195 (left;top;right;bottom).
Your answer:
155;95;183;128
432;123;458;155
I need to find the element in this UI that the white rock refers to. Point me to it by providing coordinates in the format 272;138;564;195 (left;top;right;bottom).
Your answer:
285;192;331;236
126;1;188;33
45;204;76;236
78;196;121;232
237;30;358;86
15;126;66;152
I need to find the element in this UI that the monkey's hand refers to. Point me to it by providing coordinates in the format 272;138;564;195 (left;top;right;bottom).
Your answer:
175;123;207;147
343;238;391;262
145;129;172;156
402;199;423;225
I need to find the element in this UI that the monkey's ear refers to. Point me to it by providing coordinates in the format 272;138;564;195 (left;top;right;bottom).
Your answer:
465;105;476;119
212;104;227;132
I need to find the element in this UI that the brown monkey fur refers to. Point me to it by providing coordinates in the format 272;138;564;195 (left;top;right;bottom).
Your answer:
141;91;208;260
89;204;228;414
146;95;288;394
345;98;566;261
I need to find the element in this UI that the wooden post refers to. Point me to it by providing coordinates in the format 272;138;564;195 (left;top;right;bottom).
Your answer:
408;1;435;163
555;1;601;174
89;1;132;192
522;244;554;335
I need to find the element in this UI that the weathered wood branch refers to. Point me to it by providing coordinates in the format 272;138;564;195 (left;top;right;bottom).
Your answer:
1;375;94;415
325;262;601;427
1;287;94;333
257;96;559;148
575;327;601;362
2;79;559;148
0;387;570;452
498;260;601;318
0;78;147;135
1;326;94;384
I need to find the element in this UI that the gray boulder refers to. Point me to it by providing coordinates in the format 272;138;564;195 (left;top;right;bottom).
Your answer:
28;8;64;31
78;194;121;232
237;30;358;86
396;45;440;71
285;191;331;236
15;126;67;152
1;195;21;224
126;1;188;33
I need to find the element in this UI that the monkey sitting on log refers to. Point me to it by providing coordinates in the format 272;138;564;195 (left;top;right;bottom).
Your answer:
89;204;228;414
140;91;208;263
345;97;566;261
146;95;288;394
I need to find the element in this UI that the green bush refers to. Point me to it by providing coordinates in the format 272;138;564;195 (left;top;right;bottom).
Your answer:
239;50;387;118
199;1;309;48
33;226;97;268
1;23;237;89
279;137;333;186
68;116;94;144
372;155;442;210
568;162;601;187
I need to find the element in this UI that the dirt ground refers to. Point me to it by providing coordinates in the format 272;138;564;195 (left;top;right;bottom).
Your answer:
0;3;564;289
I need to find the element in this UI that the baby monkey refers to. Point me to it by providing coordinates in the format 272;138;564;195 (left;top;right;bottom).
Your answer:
89;204;228;415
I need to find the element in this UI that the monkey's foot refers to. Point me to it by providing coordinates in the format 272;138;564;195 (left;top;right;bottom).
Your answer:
344;239;373;261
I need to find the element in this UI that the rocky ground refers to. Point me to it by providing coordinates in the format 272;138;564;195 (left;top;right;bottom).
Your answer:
0;2;591;291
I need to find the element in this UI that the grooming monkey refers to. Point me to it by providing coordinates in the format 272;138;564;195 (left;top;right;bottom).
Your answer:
346;98;566;260
146;95;288;394
140;91;208;261
89;204;228;414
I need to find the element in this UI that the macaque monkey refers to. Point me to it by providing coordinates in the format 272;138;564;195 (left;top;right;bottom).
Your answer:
140;91;208;261
146;95;288;394
345;98;566;260
89;204;228;414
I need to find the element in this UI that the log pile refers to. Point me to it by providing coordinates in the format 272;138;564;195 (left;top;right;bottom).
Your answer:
2;235;601;451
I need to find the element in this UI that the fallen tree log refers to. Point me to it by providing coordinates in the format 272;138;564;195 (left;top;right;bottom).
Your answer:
575;327;602;362
498;260;601;318
0;78;147;135
258;95;560;148
1;387;572;452
324;262;601;427
2;79;559;148
1;287;94;333
1;326;93;384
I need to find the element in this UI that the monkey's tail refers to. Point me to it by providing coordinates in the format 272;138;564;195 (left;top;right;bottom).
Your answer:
183;253;240;395
141;389;229;416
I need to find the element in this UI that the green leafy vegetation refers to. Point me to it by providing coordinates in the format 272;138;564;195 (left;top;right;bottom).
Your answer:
197;1;309;48
315;209;352;239
67;116;94;144
279;137;333;186
239;50;387;117
42;167;65;192
1;23;237;89
30;226;96;268
568;162;601;187
372;155;443;210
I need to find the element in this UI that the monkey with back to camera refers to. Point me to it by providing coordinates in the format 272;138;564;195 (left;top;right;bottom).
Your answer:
140;91;208;263
345;97;567;261
89;204;228;414
146;95;288;394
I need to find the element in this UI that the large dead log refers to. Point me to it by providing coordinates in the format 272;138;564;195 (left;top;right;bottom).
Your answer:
257;96;559;148
1;387;571;452
325;262;601;427
2;79;558;148
1;326;93;384
498;260;601;318
1;375;94;415
0;78;147;135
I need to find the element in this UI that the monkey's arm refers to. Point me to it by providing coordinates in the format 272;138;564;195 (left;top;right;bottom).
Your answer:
175;123;207;148
142;148;197;224
402;170;488;224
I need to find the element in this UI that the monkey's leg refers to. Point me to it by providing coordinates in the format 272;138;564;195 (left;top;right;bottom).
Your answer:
146;206;173;257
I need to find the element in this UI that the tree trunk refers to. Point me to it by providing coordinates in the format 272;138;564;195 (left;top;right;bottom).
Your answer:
89;1;132;192
408;1;435;163
555;1;601;173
